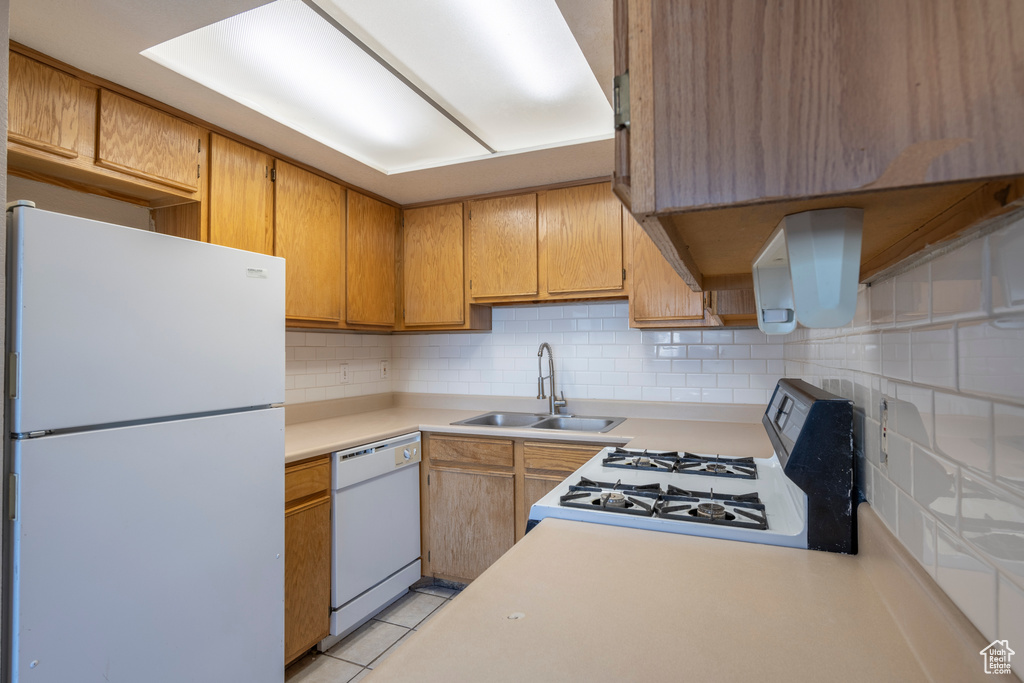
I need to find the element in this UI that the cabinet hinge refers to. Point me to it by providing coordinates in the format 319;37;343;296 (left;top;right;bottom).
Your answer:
197;138;202;153
622;268;626;282
613;71;630;130
270;168;277;182
468;208;472;220
428;550;430;562
197;164;201;179
469;280;472;290
427;473;430;485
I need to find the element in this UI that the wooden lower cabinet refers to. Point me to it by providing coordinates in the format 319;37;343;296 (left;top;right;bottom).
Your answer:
284;456;331;665
427;467;514;584
422;433;604;583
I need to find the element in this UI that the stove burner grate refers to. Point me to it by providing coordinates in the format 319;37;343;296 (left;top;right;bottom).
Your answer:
602;448;680;472
673;453;759;480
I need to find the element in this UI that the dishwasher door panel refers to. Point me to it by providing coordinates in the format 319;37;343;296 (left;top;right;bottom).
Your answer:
332;462;420;607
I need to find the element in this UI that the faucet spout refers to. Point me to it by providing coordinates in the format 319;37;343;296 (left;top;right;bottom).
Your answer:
536;342;567;416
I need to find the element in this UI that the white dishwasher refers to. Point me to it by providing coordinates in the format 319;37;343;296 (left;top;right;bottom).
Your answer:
322;432;422;648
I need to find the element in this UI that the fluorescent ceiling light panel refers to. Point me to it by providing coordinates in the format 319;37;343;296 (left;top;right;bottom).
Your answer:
143;0;489;173
316;0;613;153
143;0;611;173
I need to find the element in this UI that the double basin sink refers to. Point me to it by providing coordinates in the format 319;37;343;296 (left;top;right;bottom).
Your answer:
451;411;625;433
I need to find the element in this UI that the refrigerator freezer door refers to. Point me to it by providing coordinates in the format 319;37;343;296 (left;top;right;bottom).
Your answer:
8;206;284;434
9;409;284;683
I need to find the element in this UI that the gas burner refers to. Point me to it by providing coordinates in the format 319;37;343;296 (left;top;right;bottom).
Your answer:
599;492;627;508
674;453;758;480
559;479;660;517
602;448;679;472
693;502;730;520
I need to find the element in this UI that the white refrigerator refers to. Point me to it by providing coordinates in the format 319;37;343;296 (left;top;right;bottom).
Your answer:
4;203;286;683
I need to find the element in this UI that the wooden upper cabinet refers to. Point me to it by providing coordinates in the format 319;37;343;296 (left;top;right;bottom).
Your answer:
620;0;1024;291
403;203;465;326
540;183;624;295
347;192;397;327
8;52;80;159
274;162;345;323
208;133;274;255
96;90;201;193
628;0;1024;213
626;211;704;324
467;194;538;299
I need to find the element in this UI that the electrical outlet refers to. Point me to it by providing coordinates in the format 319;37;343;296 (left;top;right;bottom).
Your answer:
880;398;889;465
379;360;390;380
339;363;351;384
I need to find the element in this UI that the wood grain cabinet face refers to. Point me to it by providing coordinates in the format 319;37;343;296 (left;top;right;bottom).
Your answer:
96;89;201;193
284;457;331;665
208;133;274;255
427;467;514;584
274;161;345;323
466;194;538;299
540;183;624;295
347;191;397;327
625;211;705;325
8;52;80;159
403;203;465;326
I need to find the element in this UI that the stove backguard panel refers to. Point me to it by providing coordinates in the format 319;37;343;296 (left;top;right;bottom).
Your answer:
764;379;855;553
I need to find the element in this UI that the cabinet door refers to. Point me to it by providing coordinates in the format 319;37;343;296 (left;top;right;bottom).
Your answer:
347;192;397;327
275;162;344;323
209;134;274;255
284;497;331;664
8;52;80;159
403;203;465;326
540;183;624;295
467;194;538;298
428;467;514;583
626;211;704;323
96;89;201;193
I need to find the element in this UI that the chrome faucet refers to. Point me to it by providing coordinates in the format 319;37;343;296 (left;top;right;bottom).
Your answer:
537;342;567;416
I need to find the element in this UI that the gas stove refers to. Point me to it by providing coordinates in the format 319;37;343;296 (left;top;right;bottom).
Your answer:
528;379;856;553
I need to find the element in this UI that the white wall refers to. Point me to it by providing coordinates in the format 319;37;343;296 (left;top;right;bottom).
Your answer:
285;303;787;406
6;176;152;230
786;214;1024;646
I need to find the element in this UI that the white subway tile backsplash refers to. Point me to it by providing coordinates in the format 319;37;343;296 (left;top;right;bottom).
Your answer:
898;490;937;577
958;318;1024;403
960;474;1024;589
931;238;983;321
895;264;930;326
991;216;1024;314
912;446;958;529
999;576;1024;651
995;404;1024;497
887;433;913;493
881;330;911;381
910;325;956;389
935;392;993;473
871;278;895;327
936;525;998;642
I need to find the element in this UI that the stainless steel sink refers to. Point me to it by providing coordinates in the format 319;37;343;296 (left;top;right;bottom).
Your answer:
451;412;548;428
530;416;625;433
451;412;625;433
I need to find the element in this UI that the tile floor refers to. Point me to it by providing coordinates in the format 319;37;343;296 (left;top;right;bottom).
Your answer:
285;583;463;683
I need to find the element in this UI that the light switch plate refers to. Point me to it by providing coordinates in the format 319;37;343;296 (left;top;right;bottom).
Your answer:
379;360;389;380
339;363;350;384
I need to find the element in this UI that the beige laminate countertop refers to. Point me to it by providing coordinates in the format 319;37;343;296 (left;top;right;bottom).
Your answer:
284;407;774;464
366;513;984;683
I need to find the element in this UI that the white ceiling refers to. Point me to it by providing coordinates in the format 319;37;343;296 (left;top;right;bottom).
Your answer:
10;0;614;205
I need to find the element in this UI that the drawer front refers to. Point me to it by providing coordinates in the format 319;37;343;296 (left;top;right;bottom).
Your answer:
524;441;603;473
429;435;514;468
285;456;331;506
